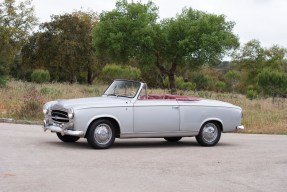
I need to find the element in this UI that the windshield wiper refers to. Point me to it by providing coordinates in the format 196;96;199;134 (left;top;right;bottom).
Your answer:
105;94;132;98
105;94;118;97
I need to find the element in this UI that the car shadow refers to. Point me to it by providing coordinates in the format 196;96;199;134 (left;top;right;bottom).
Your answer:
112;140;199;149
44;140;90;150
43;138;236;150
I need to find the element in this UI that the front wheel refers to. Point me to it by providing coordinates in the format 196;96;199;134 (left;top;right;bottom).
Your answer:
164;137;182;142
196;122;221;146
56;133;80;142
86;119;116;149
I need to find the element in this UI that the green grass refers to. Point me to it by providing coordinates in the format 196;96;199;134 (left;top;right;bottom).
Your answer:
0;80;286;134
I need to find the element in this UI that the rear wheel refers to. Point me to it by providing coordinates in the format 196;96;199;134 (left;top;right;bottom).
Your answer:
164;137;182;142
87;119;115;149
56;133;80;142
196;122;221;146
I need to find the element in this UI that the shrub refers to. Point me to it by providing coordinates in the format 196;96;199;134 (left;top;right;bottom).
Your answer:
0;76;7;87
224;70;241;92
176;77;196;90
31;69;50;84
102;64;141;82
246;90;258;100
163;76;196;91
245;85;258;100
258;69;287;99
215;81;226;92
190;73;210;91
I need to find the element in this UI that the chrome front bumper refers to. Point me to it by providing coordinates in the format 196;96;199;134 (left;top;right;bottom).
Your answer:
43;120;84;137
236;125;245;130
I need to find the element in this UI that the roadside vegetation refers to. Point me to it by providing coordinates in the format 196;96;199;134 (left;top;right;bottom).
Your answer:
0;80;286;134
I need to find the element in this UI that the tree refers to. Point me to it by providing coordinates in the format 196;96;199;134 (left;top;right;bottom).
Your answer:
232;40;265;87
0;0;37;79
232;40;287;92
22;11;98;83
258;69;287;102
93;0;158;63
102;64;141;83
224;70;240;92
264;45;287;72
93;0;239;93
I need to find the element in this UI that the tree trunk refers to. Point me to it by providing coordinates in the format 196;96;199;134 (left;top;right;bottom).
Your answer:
168;62;178;95
155;53;178;94
87;66;93;85
168;73;177;95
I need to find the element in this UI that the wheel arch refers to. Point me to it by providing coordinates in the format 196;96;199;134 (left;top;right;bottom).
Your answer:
200;118;223;132
84;116;121;138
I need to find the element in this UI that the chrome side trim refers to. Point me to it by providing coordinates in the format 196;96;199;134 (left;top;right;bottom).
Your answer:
120;131;198;138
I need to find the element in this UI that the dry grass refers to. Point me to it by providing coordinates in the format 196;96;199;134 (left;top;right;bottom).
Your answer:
151;89;287;134
0;81;106;120
0;81;286;134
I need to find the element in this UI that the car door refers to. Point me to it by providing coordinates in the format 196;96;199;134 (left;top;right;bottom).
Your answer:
133;100;180;133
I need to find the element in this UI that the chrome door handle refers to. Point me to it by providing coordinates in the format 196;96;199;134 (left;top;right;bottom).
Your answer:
172;106;179;109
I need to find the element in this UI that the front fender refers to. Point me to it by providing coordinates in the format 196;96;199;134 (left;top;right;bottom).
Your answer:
84;114;122;134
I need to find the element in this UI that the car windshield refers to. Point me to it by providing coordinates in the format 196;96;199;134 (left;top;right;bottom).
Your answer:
103;80;141;98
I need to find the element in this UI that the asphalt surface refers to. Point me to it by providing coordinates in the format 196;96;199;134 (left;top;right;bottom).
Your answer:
0;123;287;192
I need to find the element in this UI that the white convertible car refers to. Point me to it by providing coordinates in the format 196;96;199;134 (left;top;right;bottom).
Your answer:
43;79;244;149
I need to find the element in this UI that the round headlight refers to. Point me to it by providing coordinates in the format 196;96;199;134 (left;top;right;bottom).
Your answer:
68;108;74;119
43;104;49;115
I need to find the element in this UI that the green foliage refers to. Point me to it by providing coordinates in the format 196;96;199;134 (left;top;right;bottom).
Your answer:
0;76;8;87
102;64;141;82
9;53;32;80
22;11;98;83
164;76;196;91
139;63;163;88
264;45;287;71
246;85;258;100
0;0;37;75
93;0;239;93
224;70;240;92
215;81;226;92
232;40;266;87
93;0;158;63
190;73;210;91
232;40;287;91
0;57;8;87
258;69;287;98
178;81;196;91
31;69;50;84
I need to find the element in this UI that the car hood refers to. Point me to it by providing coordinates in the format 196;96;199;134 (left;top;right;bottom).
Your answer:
47;96;132;110
198;99;241;109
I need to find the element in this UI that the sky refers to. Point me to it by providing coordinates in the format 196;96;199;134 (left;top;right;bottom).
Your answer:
29;0;287;49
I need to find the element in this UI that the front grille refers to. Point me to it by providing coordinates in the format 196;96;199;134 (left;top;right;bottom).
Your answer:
51;110;69;123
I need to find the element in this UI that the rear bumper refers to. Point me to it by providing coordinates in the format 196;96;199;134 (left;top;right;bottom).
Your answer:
236;125;244;130
43;120;84;137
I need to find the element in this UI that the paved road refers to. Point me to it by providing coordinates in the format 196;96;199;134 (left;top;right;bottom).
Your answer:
0;123;287;192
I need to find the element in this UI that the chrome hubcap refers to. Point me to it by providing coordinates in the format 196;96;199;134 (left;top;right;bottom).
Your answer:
94;124;112;145
202;123;218;143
